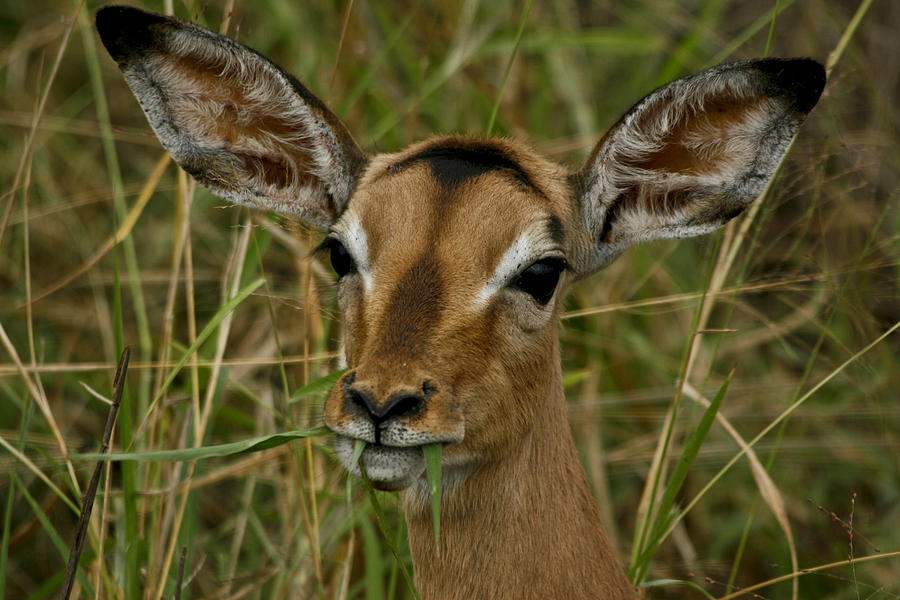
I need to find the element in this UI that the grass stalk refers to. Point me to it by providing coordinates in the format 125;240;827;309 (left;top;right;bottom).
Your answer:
485;0;533;135
128;277;265;446
422;443;442;551
825;0;874;75
0;392;35;600
632;371;733;583
630;231;724;578
17;471;95;596
78;1;155;426
762;0;781;57
0;323;81;504
660;319;900;546
717;550;900;600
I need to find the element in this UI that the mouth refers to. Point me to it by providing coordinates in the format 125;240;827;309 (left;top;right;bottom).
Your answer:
334;434;425;491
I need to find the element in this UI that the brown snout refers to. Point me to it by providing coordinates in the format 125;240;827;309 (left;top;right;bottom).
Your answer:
324;368;464;447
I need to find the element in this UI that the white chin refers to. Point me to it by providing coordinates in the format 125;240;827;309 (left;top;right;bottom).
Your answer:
335;435;425;491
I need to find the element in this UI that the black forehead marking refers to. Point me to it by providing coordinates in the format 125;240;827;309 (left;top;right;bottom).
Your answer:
386;143;542;195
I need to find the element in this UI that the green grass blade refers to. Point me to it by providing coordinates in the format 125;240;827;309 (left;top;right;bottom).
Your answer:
0;463;12;600
0;390;35;600
356;443;421;600
18;474;95;597
485;0;533;135
659;319;900;548
480;29;662;55
358;515;384;600
657;371;733;527
337;14;414;117
129;277;265;446
632;370;733;582
110;201;139;600
352;438;367;466
762;0;781;57
289;370;346;403
347;439;367;505
640;579;717;600
78;4;153;374
561;369;592;389
350;442;385;600
422;443;442;551
76;427;331;462
708;0;796;65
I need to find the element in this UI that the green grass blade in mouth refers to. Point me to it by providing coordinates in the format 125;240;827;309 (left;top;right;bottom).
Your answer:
356;440;421;600
346;439;367;504
423;443;442;552
352;438;367;467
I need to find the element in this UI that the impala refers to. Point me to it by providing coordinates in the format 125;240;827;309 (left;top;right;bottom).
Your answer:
96;6;824;599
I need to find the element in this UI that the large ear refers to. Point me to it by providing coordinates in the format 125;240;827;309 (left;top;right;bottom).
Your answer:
95;6;367;228
572;58;825;277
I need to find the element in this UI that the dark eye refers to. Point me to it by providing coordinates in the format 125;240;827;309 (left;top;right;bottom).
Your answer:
328;239;355;278
512;258;566;304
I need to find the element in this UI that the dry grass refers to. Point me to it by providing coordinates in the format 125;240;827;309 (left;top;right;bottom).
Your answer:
1;1;898;598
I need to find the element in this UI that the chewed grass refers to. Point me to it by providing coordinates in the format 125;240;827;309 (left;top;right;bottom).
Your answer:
353;439;421;600
351;440;443;552
422;443;442;551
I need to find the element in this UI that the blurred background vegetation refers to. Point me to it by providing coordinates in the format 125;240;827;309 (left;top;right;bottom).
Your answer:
1;0;898;598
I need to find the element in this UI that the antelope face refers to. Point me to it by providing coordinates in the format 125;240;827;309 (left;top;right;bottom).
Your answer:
322;139;575;490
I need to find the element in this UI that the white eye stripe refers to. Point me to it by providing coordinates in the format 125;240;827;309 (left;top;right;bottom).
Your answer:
476;225;563;307
334;212;373;291
477;233;532;306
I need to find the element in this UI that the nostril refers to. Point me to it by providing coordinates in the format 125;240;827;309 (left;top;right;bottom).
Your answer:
347;386;379;420
383;393;425;420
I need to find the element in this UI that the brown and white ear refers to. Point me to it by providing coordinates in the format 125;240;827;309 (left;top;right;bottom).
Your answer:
96;6;366;228
572;58;825;277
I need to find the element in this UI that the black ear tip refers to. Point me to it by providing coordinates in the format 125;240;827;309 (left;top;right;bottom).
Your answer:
96;5;170;63
754;57;826;114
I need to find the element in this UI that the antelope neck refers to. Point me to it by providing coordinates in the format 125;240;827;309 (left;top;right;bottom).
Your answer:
401;358;637;600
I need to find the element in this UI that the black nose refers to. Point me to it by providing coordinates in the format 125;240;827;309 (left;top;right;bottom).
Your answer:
347;385;425;423
342;374;427;443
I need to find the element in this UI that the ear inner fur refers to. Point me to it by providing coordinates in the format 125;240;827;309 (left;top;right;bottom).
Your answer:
96;5;366;228
574;57;824;277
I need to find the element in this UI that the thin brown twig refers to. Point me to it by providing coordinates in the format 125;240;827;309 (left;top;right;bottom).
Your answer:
61;347;130;600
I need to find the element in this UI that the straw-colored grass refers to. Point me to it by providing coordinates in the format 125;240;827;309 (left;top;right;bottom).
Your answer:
1;1;898;598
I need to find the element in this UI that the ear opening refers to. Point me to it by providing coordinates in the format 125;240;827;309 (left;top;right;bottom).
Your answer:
96;5;367;228
573;58;825;277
